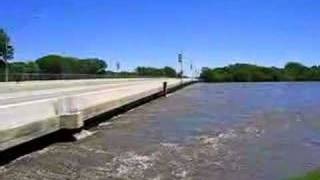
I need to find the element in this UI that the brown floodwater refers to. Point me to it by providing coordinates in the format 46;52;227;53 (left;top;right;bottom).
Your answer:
1;82;320;180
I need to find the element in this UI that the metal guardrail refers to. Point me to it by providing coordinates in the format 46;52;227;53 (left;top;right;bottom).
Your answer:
0;73;145;82
0;73;178;82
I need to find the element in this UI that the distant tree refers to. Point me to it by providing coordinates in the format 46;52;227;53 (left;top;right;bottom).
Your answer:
269;67;284;81
36;55;107;74
24;62;40;73
200;67;215;81
307;66;320;81
36;55;67;74
0;28;14;61
284;62;308;81
163;66;177;77
78;58;107;74
0;29;14;79
9;62;26;73
135;66;177;77
8;61;39;74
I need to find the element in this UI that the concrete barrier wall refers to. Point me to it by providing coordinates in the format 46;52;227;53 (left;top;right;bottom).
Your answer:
0;79;193;151
0;99;60;151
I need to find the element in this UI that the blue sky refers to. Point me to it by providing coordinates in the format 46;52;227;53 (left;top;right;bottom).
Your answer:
0;0;319;72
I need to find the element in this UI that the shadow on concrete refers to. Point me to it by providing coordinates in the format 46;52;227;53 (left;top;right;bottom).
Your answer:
0;130;77;166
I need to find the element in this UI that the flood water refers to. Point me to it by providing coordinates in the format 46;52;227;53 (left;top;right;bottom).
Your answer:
1;82;320;180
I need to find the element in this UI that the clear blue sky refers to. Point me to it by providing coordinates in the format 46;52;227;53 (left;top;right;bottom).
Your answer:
0;0;319;71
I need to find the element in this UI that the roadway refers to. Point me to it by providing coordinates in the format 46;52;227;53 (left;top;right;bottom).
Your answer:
0;78;182;106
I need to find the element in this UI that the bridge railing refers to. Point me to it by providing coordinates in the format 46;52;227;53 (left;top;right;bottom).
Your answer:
0;73;148;82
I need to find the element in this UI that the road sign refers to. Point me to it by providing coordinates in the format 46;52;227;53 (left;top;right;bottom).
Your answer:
178;54;183;63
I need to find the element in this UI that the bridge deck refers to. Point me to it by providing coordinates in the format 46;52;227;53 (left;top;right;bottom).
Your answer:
0;78;192;151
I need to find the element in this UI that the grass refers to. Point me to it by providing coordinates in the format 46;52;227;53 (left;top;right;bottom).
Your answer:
287;170;320;180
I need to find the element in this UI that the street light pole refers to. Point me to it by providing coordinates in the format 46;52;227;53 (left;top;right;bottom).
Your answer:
191;63;194;81
4;38;8;82
177;53;184;85
178;53;183;78
116;61;120;72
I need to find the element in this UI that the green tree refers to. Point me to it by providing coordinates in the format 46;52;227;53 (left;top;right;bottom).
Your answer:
284;62;308;81
200;67;216;82
24;62;40;73
135;66;177;77
9;62;26;73
36;55;67;74
163;66;177;77
0;28;14;61
78;58;107;74
36;55;107;74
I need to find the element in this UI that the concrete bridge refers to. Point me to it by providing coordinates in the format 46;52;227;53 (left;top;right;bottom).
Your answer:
0;78;193;151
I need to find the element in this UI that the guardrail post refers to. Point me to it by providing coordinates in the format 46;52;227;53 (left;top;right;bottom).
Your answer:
163;81;168;97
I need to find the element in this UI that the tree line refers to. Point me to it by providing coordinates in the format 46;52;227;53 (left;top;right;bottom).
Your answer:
135;66;177;77
200;62;320;82
0;28;177;80
1;54;177;73
0;55;178;78
0;55;107;75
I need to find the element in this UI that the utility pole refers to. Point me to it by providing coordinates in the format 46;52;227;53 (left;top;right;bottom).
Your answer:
178;53;183;79
189;60;194;80
116;61;120;72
